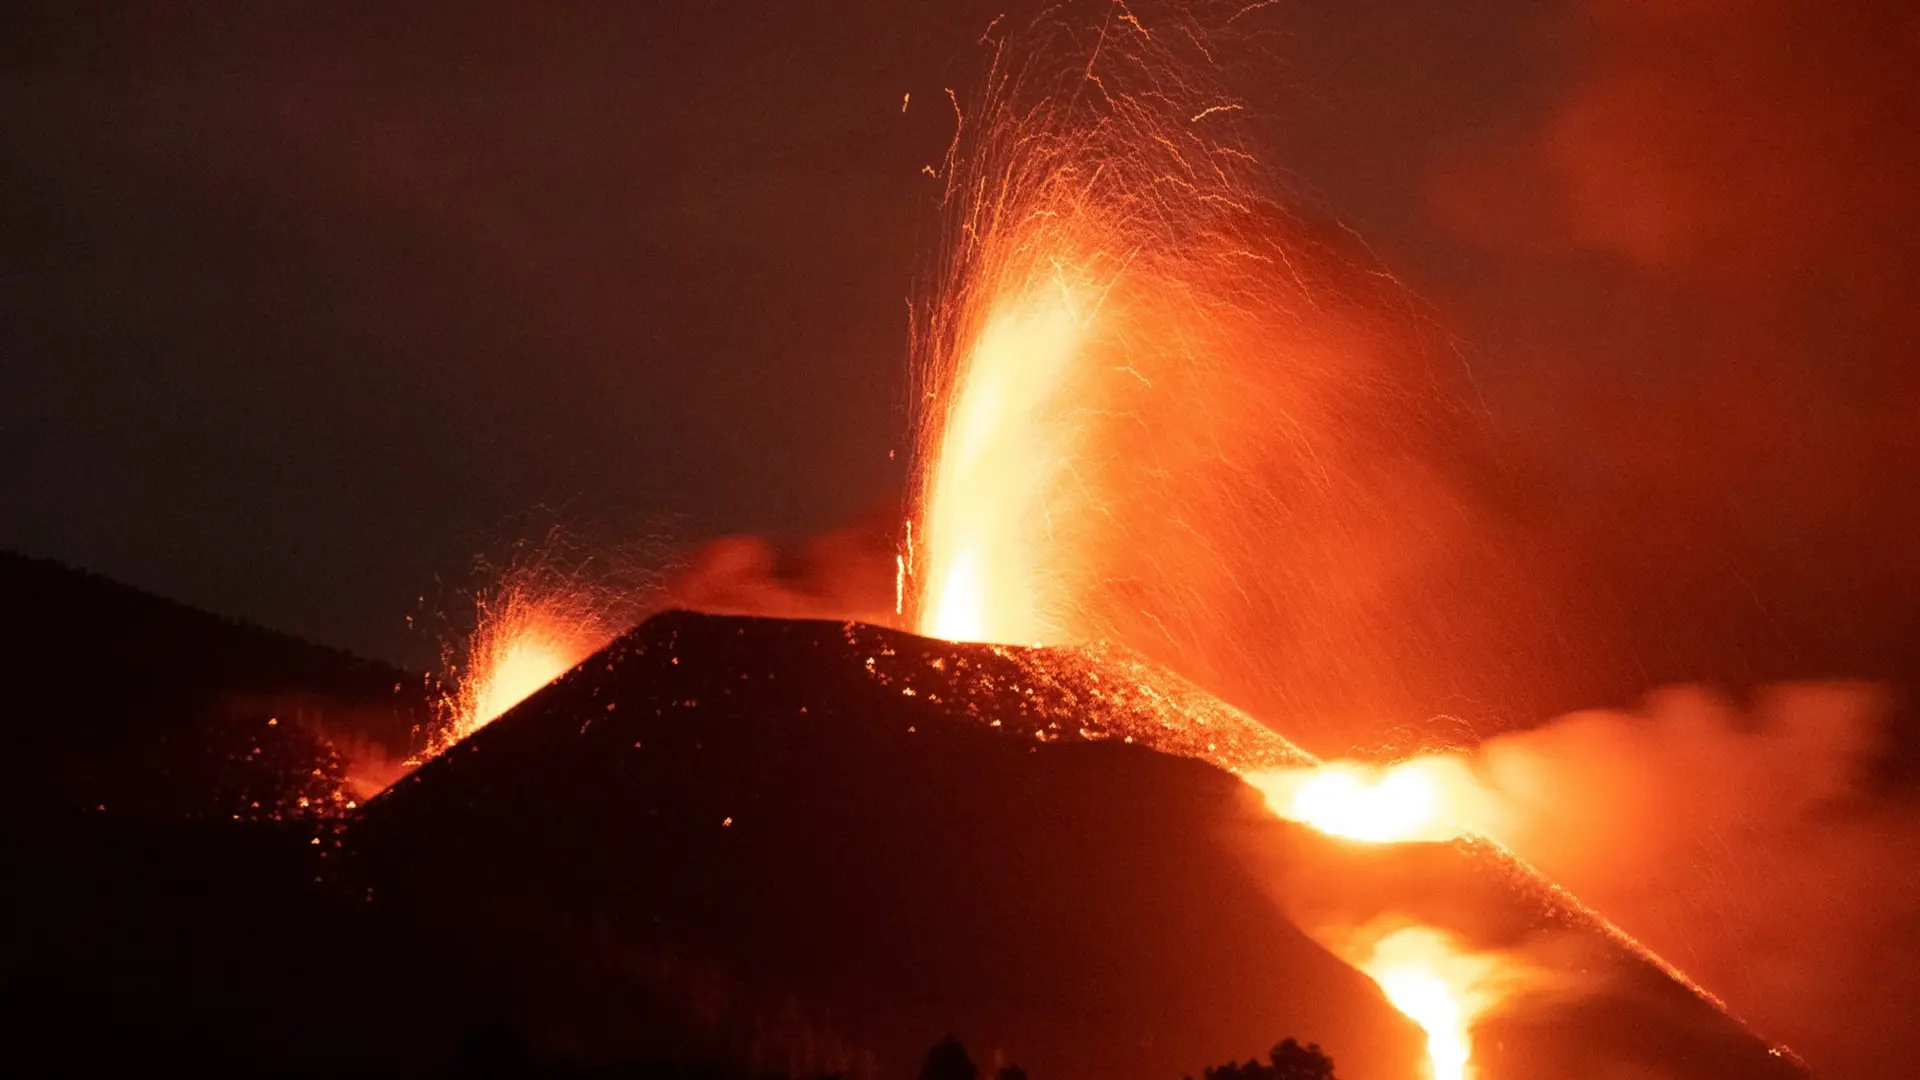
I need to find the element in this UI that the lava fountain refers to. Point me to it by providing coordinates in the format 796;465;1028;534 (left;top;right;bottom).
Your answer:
899;6;1696;1076
907;1;1516;755
920;276;1097;645
431;562;627;755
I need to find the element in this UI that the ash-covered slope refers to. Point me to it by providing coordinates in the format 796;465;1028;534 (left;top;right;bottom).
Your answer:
0;552;430;817
358;611;1807;1080
357;610;1415;1080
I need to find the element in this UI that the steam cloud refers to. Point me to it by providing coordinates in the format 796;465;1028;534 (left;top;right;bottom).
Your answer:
1468;683;1920;1080
1417;12;1920;1069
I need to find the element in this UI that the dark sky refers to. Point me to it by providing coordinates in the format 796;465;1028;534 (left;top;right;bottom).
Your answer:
4;1;1915;675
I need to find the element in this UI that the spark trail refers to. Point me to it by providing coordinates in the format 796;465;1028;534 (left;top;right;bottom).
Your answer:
907;0;1499;756
429;553;634;756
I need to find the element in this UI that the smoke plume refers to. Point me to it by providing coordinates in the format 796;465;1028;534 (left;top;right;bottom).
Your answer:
1468;682;1920;1079
663;510;901;629
1424;0;1920;691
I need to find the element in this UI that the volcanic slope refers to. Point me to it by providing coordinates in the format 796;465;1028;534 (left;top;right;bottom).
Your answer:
358;611;1807;1080
0;552;429;818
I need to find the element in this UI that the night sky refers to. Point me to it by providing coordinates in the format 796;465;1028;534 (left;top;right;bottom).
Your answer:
5;1;1915;678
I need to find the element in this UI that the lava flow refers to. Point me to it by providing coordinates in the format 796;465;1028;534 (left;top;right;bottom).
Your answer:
1360;925;1503;1080
1241;757;1491;844
1248;759;1508;1080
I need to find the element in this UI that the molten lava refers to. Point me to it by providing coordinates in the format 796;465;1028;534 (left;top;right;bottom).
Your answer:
903;3;1511;760
1247;757;1507;1078
465;631;577;734
1361;926;1499;1080
1242;757;1489;844
902;11;1525;1076
1377;969;1468;1080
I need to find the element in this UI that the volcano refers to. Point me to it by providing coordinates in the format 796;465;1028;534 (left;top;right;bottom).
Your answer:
353;611;1804;1080
5;600;1809;1079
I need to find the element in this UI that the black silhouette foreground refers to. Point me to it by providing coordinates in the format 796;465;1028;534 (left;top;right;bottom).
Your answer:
3;561;1806;1079
1193;1040;1338;1080
0;552;429;817
420;1032;1329;1080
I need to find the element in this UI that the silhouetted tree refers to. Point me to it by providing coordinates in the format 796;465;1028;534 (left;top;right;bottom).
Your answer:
920;1036;979;1080
1266;1039;1335;1080
1192;1038;1336;1080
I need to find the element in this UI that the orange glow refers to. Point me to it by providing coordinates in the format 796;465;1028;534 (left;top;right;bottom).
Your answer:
901;5;1488;769
1270;762;1438;842
1243;757;1490;844
1243;759;1510;1079
898;16;1761;1078
466;632;576;733
905;8;1244;649
1361;926;1499;1080
432;574;617;754
919;277;1097;645
1378;969;1468;1080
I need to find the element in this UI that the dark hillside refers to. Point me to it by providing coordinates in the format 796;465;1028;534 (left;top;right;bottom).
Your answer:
1;601;1810;1079
0;552;430;816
